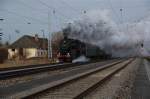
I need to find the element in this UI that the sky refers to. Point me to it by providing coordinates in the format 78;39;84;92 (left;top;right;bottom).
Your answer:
0;0;150;43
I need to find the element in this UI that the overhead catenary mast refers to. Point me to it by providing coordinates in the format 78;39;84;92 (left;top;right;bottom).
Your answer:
83;10;87;56
48;11;53;59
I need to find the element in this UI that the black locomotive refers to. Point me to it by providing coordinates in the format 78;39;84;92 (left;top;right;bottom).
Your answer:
57;35;111;62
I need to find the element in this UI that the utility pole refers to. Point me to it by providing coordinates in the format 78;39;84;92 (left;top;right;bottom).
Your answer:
48;11;53;59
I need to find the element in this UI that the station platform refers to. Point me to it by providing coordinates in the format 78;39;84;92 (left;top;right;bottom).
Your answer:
131;59;150;99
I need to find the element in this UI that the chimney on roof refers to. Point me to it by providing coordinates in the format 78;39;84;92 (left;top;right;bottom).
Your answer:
35;34;39;41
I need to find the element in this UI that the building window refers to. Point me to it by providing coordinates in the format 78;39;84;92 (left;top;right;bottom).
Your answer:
12;49;15;51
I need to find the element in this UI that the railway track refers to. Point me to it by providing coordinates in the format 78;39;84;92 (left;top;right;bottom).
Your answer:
0;59;118;80
73;59;133;99
0;61;101;80
28;59;134;99
0;63;71;80
0;60;117;88
0;59;130;99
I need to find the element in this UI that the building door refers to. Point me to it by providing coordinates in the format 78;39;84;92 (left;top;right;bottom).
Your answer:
19;48;23;58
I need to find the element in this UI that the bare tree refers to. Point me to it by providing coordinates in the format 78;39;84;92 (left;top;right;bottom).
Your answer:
51;32;64;57
4;41;9;47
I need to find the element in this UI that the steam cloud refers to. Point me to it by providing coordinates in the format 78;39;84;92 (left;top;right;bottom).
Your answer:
63;10;150;57
72;55;90;63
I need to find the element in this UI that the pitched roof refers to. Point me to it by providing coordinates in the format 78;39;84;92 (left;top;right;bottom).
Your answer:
9;35;48;49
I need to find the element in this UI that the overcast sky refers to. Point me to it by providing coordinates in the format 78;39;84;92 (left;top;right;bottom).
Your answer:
0;0;150;43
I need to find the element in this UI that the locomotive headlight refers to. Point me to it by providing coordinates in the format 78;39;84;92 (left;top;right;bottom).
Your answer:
57;52;61;57
66;53;70;57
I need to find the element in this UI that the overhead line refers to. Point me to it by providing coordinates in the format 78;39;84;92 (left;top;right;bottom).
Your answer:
107;0;122;24
15;0;68;26
0;9;48;24
106;0;122;31
17;0;47;13
58;0;81;15
37;0;72;20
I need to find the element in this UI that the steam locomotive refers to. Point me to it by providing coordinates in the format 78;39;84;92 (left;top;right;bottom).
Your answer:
57;36;111;62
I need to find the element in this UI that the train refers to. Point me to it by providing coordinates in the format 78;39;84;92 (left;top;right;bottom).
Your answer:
57;35;111;62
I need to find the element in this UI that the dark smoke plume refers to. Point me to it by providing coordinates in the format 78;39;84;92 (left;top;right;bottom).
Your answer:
62;10;150;57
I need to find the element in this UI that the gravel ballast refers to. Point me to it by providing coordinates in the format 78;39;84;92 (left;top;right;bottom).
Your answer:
30;60;131;99
0;64;89;87
84;58;141;99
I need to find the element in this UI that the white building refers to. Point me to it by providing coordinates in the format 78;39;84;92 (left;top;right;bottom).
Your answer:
8;34;48;59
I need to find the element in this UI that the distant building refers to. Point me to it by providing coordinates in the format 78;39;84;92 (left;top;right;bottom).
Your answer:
8;34;48;59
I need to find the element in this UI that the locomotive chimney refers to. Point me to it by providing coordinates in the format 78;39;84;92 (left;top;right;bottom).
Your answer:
63;32;68;39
